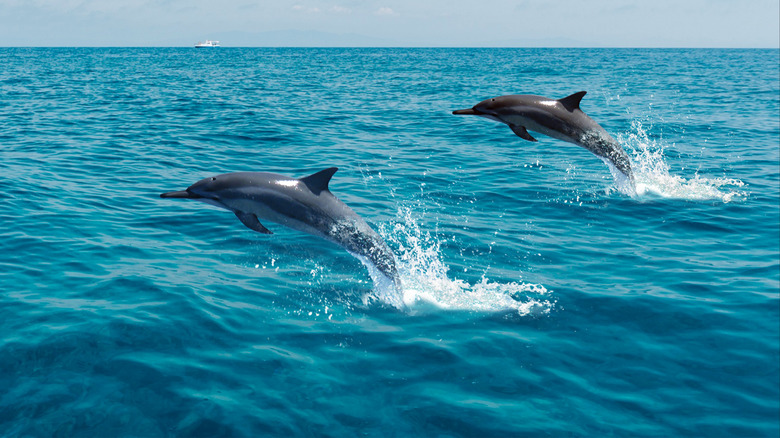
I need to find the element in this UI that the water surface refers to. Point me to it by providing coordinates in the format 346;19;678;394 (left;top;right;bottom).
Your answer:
1;47;778;437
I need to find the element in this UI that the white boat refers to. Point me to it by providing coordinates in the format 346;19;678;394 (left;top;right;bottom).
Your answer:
195;40;220;48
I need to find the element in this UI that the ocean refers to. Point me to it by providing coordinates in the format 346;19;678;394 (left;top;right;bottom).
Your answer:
1;47;778;437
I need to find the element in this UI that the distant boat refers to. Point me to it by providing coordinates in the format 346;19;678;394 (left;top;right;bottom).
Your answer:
195;40;220;48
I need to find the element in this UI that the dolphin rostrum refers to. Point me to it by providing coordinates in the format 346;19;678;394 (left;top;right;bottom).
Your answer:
160;168;403;306
453;91;635;190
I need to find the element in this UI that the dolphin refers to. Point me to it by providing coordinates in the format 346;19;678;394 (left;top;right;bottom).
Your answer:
453;91;635;189
160;167;403;306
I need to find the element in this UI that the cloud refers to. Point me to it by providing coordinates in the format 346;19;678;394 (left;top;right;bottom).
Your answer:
374;7;398;17
293;4;350;14
331;5;351;14
292;4;320;13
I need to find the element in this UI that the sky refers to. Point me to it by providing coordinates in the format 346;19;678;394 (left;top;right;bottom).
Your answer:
0;0;778;47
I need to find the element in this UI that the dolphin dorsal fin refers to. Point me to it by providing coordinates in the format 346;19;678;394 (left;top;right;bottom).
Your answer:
300;167;338;195
558;91;587;112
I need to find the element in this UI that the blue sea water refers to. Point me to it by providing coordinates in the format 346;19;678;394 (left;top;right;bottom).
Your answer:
1;47;778;437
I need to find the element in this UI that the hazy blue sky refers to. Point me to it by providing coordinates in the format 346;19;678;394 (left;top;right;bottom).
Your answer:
1;0;778;47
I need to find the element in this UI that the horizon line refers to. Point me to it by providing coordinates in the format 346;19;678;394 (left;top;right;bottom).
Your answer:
1;45;777;49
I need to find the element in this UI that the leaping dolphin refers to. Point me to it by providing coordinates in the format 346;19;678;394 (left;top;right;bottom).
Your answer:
160;168;403;306
453;91;635;190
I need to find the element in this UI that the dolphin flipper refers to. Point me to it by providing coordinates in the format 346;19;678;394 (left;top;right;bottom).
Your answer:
235;211;273;234
510;125;537;142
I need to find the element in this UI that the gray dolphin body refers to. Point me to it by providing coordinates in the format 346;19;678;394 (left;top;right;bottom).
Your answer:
161;168;403;302
453;91;634;187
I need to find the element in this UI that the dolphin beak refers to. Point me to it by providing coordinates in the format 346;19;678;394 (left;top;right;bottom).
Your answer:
452;108;480;115
160;190;200;199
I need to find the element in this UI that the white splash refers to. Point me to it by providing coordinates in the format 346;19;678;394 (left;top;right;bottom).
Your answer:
371;207;554;316
602;158;637;197
350;252;406;309
618;121;747;202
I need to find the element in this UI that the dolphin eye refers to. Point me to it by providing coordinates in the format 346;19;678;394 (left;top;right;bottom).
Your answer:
491;99;495;102
211;177;216;181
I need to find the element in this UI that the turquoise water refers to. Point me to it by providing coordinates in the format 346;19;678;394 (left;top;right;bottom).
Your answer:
1;47;778;436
